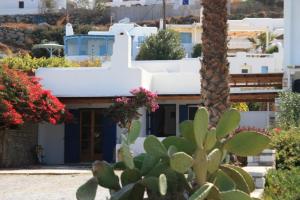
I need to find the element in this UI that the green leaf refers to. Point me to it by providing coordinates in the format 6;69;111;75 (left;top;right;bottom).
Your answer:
204;128;217;151
224;132;271;156
159;174;167;196
207;148;222;174
222;164;255;193
144;135;168;158
111;183;135;200
141;177;159;193
162;136;196;155
92;161;120;190
216;109;240;139
193;107;209;148
180;120;196;144
167;145;178;157
76;177;98;200
121;168;142;186
120;144;135;169
170;152;194;173
220;190;252;200
220;166;250;194
140;154;159;175
214;169;236;192
128;120;141;144
189;182;214;200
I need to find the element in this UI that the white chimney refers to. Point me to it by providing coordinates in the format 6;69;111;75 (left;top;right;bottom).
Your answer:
159;19;164;30
111;31;132;69
65;23;74;36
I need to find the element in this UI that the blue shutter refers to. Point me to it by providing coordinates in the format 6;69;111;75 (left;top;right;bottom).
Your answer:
179;105;188;123
146;111;150;135
102;116;116;163
64;109;80;163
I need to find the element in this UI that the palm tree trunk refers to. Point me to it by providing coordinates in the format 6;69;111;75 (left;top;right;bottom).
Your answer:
201;0;230;126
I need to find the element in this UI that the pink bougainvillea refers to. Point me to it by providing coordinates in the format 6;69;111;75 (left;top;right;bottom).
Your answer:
0;65;72;129
108;87;159;129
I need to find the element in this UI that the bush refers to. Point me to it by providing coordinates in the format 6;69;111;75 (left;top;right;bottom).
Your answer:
266;45;279;54
271;128;300;170
264;168;300;200
136;29;185;60
277;91;300;129
0;55;102;72
191;43;202;58
0;66;71;129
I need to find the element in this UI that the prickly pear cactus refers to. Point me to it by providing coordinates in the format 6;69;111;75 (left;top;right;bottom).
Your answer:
77;108;271;200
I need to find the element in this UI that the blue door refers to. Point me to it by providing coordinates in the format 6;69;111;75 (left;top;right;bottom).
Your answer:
65;109;80;163
65;109;116;163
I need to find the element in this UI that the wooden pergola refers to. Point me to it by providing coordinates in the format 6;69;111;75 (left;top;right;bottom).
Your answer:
230;73;283;88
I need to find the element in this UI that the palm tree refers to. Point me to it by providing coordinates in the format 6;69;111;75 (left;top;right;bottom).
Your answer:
200;0;230;126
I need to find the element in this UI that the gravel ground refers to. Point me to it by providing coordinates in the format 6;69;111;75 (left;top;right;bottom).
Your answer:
0;174;110;200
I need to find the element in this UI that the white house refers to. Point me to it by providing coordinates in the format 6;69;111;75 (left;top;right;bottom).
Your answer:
0;0;66;15
167;18;284;56
37;30;283;165
284;0;300;92
64;23;158;61
104;0;200;8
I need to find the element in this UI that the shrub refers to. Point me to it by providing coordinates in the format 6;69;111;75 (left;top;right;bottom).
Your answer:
0;55;102;72
277;91;300;129
270;128;300;170
0;66;71;129
266;45;279;54
136;30;185;60
264;168;300;200
77;108;271;200
191;43;202;58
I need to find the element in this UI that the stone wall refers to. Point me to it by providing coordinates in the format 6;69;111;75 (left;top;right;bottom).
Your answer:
0;26;36;49
0;123;38;168
0;14;62;25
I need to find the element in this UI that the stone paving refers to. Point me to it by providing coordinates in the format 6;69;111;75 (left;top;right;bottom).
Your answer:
0;174;110;200
0;167;111;200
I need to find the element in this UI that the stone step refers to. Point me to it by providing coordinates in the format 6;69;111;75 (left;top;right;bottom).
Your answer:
243;166;273;189
251;189;264;199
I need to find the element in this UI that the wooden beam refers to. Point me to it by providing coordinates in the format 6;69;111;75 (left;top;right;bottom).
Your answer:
59;92;278;104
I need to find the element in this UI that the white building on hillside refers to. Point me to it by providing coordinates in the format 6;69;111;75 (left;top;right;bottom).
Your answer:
64;23;158;61
0;0;66;15
167;18;284;56
37;31;282;165
284;0;300;92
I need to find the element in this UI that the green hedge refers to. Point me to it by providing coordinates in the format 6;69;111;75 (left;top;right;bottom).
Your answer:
0;55;101;72
264;168;300;200
271;128;300;170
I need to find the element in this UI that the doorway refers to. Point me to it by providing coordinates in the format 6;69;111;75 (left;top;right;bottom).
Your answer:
80;109;104;162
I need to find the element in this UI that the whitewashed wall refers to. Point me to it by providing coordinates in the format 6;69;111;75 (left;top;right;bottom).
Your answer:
0;0;66;15
38;123;65;165
285;0;300;67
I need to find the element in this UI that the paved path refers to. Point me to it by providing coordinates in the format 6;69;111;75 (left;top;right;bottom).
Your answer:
0;174;110;200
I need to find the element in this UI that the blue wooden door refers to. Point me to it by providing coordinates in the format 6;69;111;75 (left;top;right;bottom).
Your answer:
101;116;116;163
64;109;80;163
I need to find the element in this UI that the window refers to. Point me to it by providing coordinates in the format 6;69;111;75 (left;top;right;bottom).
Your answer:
241;69;248;74
261;66;269;74
188;106;198;120
19;1;24;8
180;32;192;44
149;105;176;137
182;0;189;5
137;36;145;47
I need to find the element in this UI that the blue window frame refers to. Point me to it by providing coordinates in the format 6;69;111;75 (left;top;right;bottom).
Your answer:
180;32;192;44
261;66;269;74
182;0;189;5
